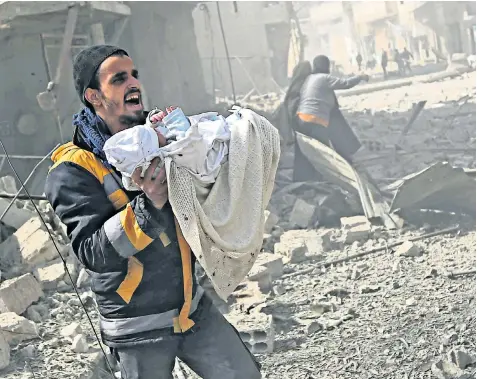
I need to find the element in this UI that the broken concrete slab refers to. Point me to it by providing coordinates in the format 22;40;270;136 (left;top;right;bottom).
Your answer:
275;241;308;263
247;266;272;293
345;223;371;244
33;259;66;290
0;312;39;345
225;311;275;354
0;217;65;269
0;333;9;370
295;132;401;229
255;252;284;279
387;162;476;217
289;198;316;229
0;273;43;315
0;198;35;229
341;215;370;229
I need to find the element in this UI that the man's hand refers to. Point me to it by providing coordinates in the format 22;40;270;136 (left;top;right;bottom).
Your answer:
131;157;168;209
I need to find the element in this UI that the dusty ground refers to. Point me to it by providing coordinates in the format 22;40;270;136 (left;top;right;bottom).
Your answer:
1;73;475;379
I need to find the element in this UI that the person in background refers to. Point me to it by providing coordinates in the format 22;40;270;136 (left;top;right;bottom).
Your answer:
293;55;368;180
401;47;414;74
393;49;404;76
381;49;389;79
356;52;363;71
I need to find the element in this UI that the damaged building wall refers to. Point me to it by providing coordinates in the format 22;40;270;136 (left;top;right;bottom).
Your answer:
193;1;290;97
119;1;212;114
0;1;211;193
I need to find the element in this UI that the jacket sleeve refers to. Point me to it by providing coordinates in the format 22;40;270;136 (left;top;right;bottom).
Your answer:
326;74;362;90
45;161;168;273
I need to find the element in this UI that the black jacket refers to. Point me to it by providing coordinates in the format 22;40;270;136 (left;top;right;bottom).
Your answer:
45;121;205;348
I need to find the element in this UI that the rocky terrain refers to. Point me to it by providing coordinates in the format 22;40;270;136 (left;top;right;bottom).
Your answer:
0;71;475;379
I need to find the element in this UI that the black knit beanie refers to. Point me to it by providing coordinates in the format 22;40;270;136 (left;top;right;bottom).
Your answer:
73;45;129;105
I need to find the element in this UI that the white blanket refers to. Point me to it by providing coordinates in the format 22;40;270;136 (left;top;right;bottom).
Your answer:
166;108;280;300
103;114;230;191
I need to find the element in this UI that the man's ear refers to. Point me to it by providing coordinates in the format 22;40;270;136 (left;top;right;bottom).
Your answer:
84;88;102;107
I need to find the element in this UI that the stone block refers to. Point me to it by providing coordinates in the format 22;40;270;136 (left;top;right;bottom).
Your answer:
0;274;43;315
0;198;34;229
247;266;272;293
0;217;64;269
0;333;9;370
274;241;308;264
34;259;66;290
289;199;316;229
71;334;89;353
61;322;82;340
0;176;17;194
263;211;279;234
255;252;284;279
0;312;39;345
396;241;423;257
344;223;371;244
225;311;275;354
341;216;369;229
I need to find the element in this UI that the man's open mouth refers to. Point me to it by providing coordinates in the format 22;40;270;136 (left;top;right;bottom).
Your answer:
124;92;142;106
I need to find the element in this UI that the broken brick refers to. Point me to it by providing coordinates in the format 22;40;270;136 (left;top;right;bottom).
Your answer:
0;274;43;315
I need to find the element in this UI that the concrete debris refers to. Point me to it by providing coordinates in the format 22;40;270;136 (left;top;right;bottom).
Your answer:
360;285;381;294
254;252;284;279
0;333;9;370
71;334;89;353
0;312;39;345
33;259;66;290
289;199;316;229
247;265;272;293
0;273;43;315
0;217;65;271
341;216;370;230
447;349;475;370
396;241;423;257
0;198;34;230
226;311;275;354
274;240;308;264
387;162;476;219
60;322;82;340
306;321;324;335
344;223;371;244
431;359;468;379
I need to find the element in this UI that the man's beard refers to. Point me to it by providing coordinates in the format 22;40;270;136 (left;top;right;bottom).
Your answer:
101;95;147;128
119;111;147;129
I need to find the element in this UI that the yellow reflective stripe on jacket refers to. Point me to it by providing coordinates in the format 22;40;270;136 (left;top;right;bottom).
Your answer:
104;204;154;258
116;256;144;304
50;142;128;210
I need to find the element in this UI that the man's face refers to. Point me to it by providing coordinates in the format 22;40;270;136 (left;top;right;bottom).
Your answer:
87;55;146;134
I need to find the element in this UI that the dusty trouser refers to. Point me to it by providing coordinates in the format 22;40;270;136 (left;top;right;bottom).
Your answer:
111;299;262;379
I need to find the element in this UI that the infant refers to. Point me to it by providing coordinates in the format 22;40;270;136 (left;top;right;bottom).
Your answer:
103;106;231;191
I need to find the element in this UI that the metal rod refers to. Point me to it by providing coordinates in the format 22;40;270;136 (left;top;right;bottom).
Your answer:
0;154;47;160
0;144;59;221
0;194;46;201
216;2;236;103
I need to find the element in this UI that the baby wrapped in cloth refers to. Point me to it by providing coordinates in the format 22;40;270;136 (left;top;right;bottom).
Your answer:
103;107;281;300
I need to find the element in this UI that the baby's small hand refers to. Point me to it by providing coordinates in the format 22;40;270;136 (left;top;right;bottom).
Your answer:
150;106;178;124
